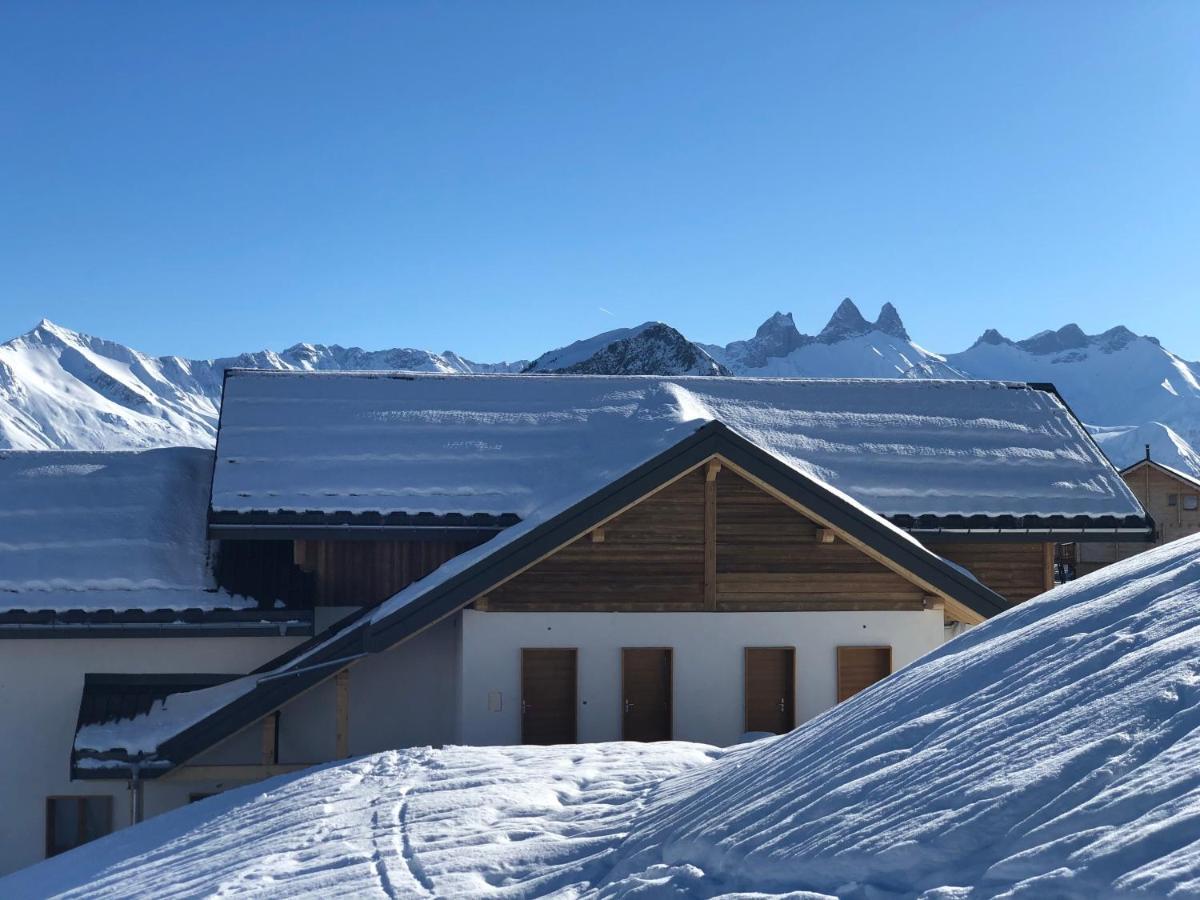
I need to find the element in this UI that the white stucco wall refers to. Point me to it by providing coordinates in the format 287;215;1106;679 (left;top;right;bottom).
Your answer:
459;610;943;747
0;635;301;877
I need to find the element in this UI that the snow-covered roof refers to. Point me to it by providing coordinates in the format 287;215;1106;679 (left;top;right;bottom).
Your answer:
0;448;255;613
213;371;1144;522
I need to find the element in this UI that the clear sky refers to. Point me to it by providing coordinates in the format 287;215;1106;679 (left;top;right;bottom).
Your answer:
2;2;1198;362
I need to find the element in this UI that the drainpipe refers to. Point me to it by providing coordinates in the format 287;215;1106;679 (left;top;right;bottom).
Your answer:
128;760;144;826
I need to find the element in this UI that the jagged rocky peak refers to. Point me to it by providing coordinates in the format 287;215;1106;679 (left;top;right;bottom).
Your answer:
751;311;807;358
873;302;910;340
818;298;873;341
816;298;911;343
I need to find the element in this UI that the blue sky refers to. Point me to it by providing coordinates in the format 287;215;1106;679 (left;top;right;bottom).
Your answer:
2;2;1198;362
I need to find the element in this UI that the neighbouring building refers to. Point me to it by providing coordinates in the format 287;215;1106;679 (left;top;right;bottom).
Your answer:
1074;447;1200;577
0;374;1151;875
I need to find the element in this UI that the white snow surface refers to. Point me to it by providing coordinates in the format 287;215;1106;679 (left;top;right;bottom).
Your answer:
606;533;1200;898
0;446;253;611
16;535;1200;897
2;742;722;899
212;371;1141;520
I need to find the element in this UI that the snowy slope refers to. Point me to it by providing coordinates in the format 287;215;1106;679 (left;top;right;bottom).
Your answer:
0;742;721;899
0;321;525;451
949;325;1200;473
1092;421;1200;478
13;535;1200;898
607;532;1200;897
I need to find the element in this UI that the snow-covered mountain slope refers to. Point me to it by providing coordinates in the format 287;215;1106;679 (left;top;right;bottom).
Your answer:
524;321;727;375
947;324;1200;473
607;533;1200;897
3;302;1200;476
0;320;524;450
11;535;1200;898
1091;421;1200;478
701;299;966;379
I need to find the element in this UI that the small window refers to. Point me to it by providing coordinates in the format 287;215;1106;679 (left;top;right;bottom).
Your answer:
1168;494;1178;507
1185;495;1199;511
46;796;112;858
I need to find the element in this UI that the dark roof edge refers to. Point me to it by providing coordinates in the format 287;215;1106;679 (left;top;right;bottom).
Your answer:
0;608;313;639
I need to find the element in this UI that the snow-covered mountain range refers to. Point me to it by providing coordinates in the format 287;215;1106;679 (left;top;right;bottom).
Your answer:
2;302;1198;476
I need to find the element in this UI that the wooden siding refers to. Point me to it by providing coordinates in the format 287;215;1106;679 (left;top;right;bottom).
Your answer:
294;537;489;606
715;471;926;611
485;467;933;612
837;646;892;703
924;540;1052;604
1126;463;1200;543
487;471;706;611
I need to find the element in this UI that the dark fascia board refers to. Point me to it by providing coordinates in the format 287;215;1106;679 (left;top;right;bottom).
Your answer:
207;524;507;542
0;608;314;639
367;421;1009;653
207;509;518;536
910;529;1157;544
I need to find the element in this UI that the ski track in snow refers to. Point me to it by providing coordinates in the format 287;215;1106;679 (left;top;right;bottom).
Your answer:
1;743;720;900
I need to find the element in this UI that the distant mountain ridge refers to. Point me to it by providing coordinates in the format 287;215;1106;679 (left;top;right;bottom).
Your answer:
2;302;1198;478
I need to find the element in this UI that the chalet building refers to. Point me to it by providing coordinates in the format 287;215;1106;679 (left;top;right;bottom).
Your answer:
0;374;1151;875
1074;448;1200;577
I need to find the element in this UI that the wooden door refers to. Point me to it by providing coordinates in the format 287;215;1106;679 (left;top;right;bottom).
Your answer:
836;646;892;703
622;648;673;741
521;648;577;745
744;647;795;734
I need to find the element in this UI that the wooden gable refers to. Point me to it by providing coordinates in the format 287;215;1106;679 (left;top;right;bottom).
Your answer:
482;464;937;613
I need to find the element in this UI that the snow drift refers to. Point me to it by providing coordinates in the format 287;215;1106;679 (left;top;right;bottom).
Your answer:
608;532;1200;897
9;535;1200;897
